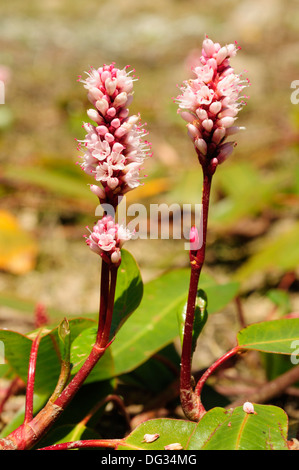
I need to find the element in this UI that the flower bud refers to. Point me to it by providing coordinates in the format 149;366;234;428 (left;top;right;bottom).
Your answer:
202;118;213;132
187;123;201;139
89;185;106;200
216;46;228;65
87;109;103;124
202;38;216;57
105;77;117;96
96;98;109;115
113;92;128;108
195;138;207;155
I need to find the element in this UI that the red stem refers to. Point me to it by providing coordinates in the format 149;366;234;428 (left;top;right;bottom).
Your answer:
180;166;213;421
195;346;240;401
38;439;122;450
24;331;42;424
96;260;110;343
98;265;118;347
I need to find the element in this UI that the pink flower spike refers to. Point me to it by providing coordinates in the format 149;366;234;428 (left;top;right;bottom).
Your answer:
78;63;150;200
176;36;248;168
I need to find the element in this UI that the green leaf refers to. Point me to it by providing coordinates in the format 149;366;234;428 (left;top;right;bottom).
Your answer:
188;405;289;450
237;318;299;354
111;249;143;338
116;405;288;450
116;418;196;450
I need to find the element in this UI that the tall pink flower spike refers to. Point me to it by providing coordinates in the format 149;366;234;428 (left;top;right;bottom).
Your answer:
77;64;151;207
77;64;151;263
177;37;249;167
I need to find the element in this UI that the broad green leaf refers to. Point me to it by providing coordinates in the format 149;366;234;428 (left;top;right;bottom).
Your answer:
116;418;196;450
188;405;289;450
111;249;143;338
237;318;299;354
116;405;288;450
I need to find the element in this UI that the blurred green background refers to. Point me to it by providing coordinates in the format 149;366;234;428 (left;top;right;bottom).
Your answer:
0;0;299;328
